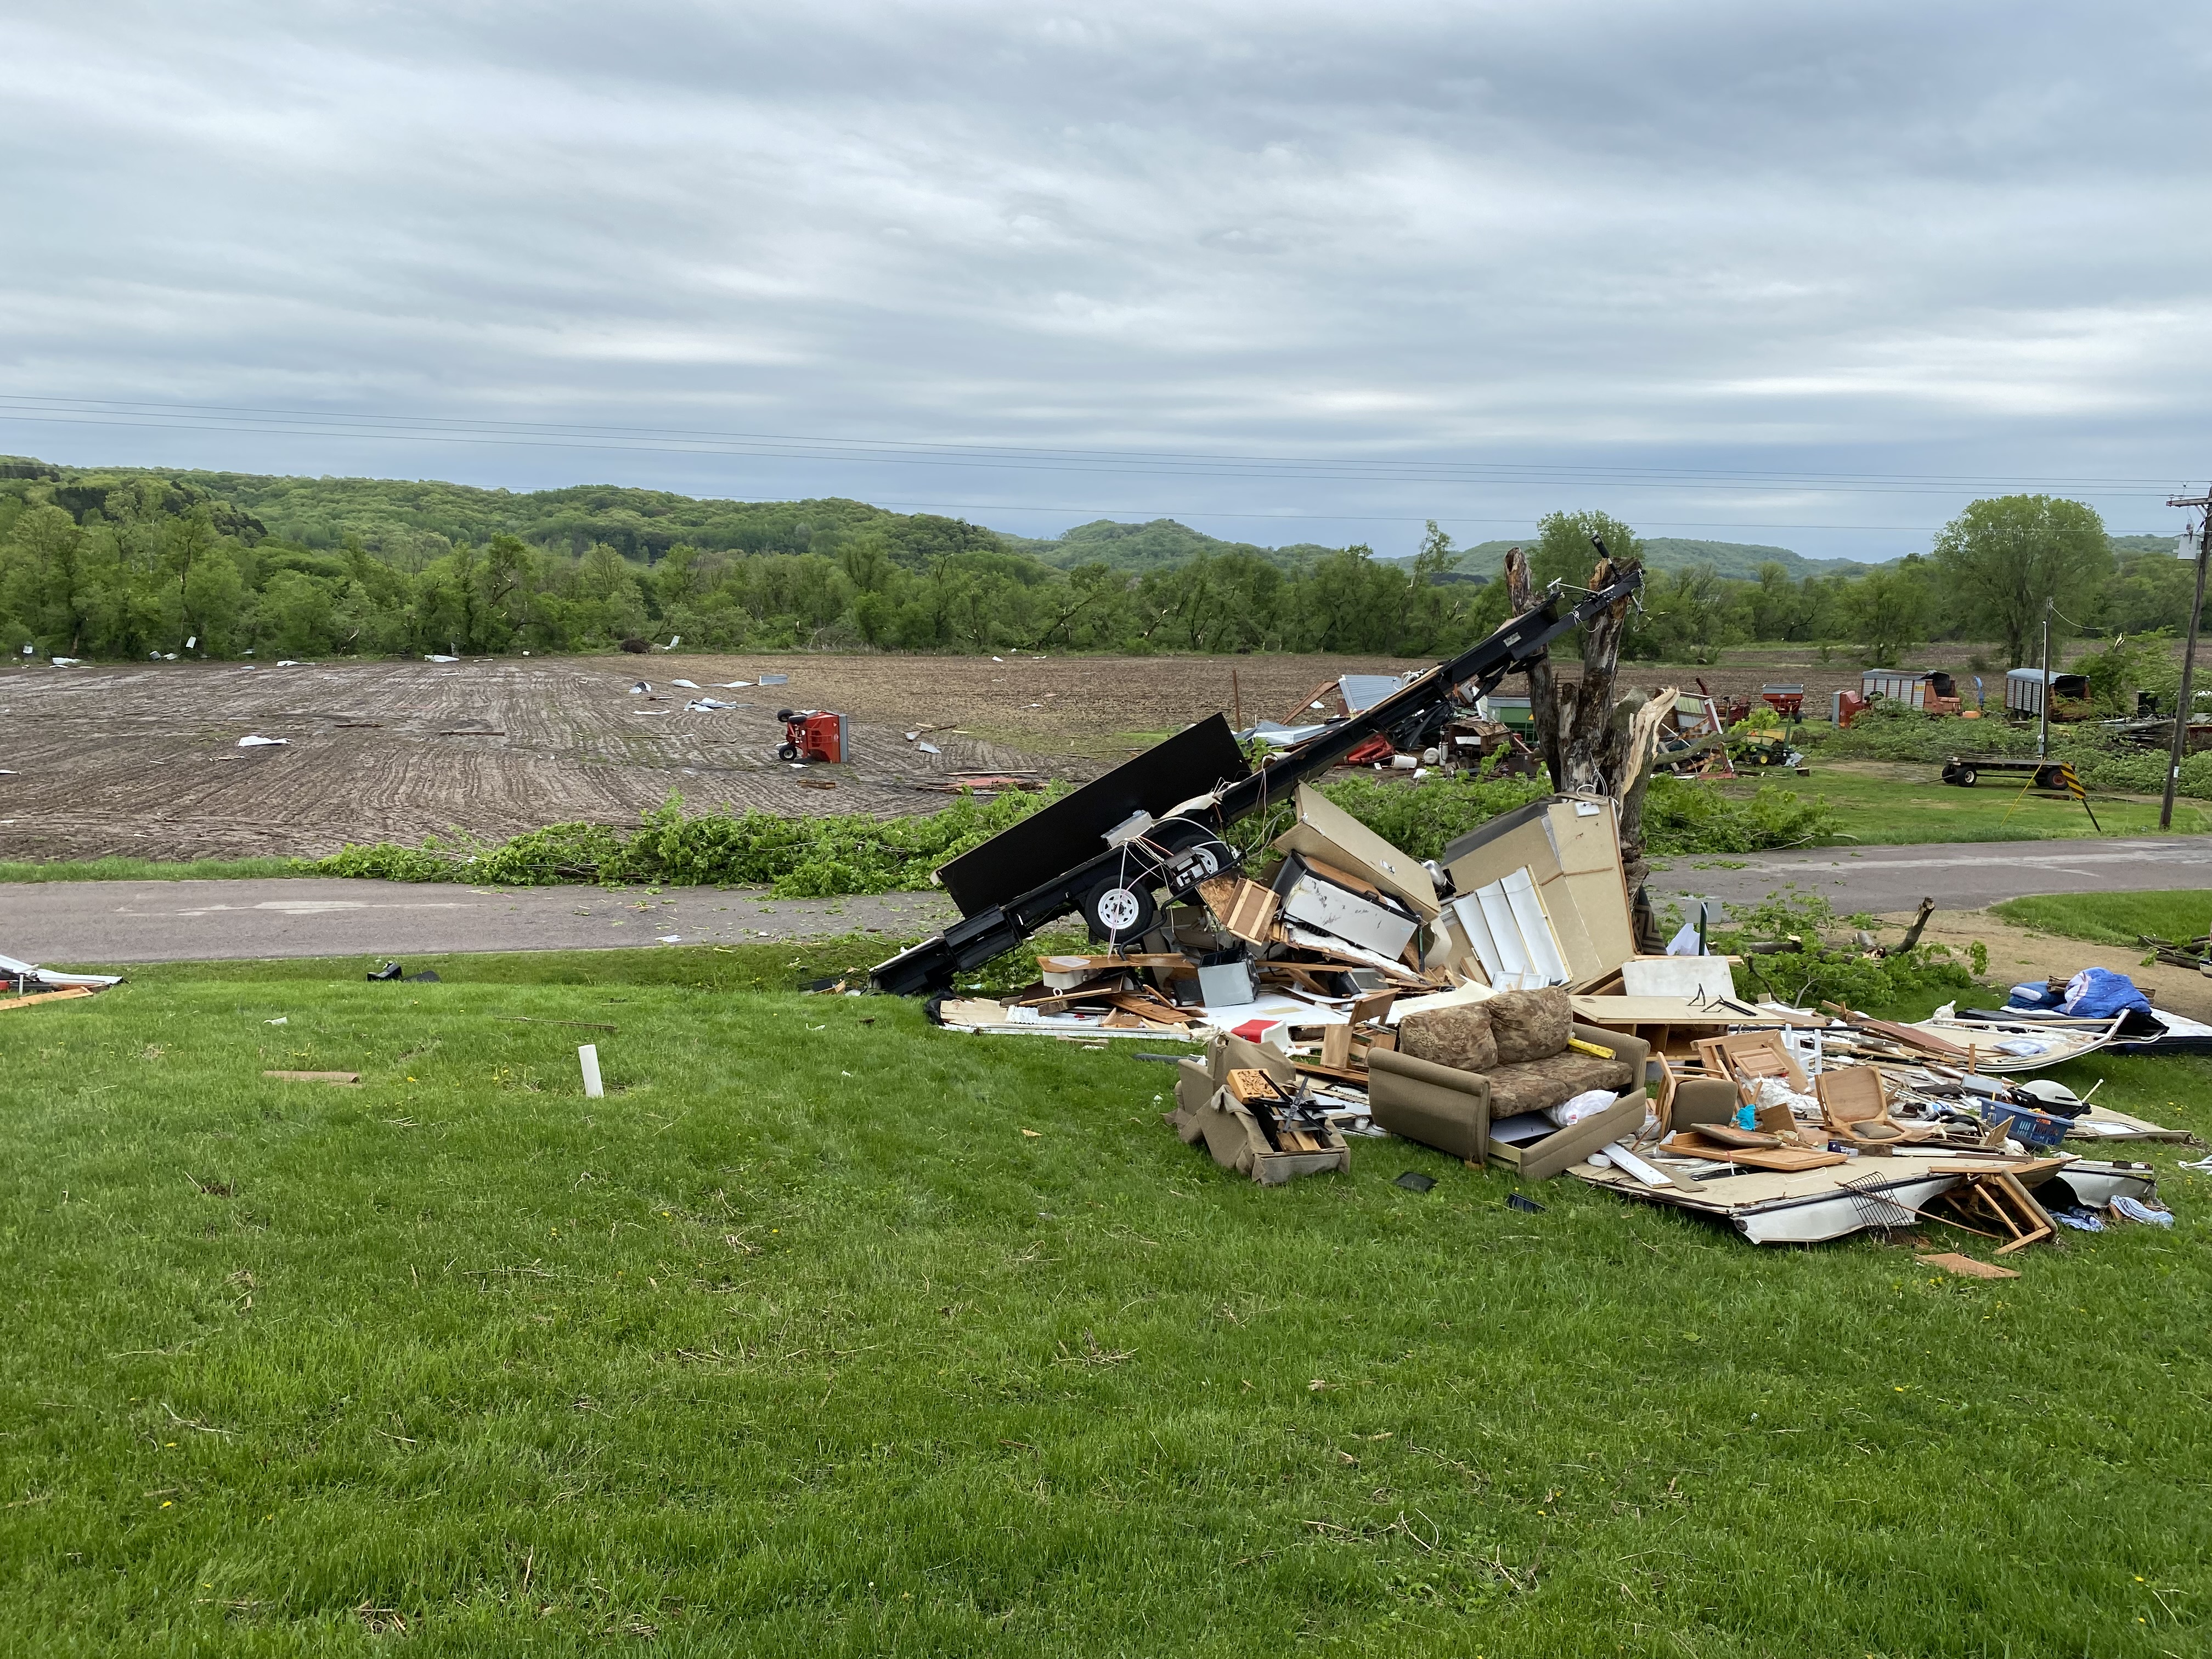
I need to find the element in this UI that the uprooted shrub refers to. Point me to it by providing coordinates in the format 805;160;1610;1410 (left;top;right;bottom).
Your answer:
316;759;1849;900
313;787;1064;898
1639;776;1840;854
1705;890;1986;1011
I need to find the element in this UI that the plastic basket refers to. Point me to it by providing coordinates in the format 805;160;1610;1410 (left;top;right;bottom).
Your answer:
1977;1098;2070;1152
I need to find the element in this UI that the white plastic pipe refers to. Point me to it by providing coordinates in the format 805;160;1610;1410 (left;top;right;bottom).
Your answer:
578;1044;605;1098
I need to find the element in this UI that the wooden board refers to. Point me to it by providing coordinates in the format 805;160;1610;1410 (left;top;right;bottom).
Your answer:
1916;1252;2020;1280
0;986;98;1011
1660;1132;1847;1172
263;1070;362;1085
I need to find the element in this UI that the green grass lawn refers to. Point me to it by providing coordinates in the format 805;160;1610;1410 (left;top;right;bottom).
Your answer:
3;944;2208;1654
1994;890;2212;950
0;856;311;884
1715;760;2212;844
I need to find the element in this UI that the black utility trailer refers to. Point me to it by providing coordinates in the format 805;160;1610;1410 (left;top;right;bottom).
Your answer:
870;572;1645;996
1939;755;2077;791
1939;755;2099;830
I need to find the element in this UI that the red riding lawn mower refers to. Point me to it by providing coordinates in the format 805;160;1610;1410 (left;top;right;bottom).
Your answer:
776;708;848;764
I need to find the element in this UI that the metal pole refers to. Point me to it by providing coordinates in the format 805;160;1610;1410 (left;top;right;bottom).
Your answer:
2162;506;2212;830
2037;599;2051;761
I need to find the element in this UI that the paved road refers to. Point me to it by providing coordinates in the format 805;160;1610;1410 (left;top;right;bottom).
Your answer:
1650;837;2212;917
2;878;959;967
7;837;2209;966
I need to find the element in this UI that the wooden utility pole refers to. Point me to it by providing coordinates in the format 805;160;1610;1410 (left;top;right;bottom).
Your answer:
2162;490;2212;830
2037;598;2052;761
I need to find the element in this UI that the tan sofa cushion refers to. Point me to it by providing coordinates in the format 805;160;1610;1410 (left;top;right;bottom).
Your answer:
1397;1002;1498;1073
1486;1051;1634;1118
1486;987;1572;1064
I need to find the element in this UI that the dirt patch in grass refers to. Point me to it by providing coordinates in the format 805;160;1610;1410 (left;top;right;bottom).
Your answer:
1883;906;2212;1022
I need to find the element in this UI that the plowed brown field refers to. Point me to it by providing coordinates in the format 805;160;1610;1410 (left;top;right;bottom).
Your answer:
0;647;1901;862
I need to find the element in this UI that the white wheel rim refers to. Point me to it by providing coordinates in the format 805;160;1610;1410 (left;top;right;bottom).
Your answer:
1096;887;1144;932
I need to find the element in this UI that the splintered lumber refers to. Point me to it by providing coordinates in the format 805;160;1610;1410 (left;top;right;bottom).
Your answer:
0;986;98;1012
263;1070;363;1085
1821;1001;1971;1060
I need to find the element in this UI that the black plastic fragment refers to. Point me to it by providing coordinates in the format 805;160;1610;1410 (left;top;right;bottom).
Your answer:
1393;1171;1437;1193
1506;1192;1546;1214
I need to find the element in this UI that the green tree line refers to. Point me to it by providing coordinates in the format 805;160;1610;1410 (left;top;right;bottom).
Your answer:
0;464;2185;665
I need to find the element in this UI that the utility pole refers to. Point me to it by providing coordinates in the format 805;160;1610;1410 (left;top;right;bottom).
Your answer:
2036;597;2052;761
2161;489;2212;830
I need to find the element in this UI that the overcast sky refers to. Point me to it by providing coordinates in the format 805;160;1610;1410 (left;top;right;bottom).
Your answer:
2;1;2204;560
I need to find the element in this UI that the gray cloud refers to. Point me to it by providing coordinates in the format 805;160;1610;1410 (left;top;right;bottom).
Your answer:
2;1;2203;559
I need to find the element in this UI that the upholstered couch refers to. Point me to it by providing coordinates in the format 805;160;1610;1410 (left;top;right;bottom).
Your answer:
1366;987;1650;1179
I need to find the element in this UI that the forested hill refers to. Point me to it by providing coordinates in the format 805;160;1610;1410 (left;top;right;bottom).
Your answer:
0;456;1862;579
998;517;1340;573
0;454;2183;667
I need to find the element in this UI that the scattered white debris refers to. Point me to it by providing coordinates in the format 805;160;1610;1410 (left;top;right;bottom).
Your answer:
237;735;290;748
275;659;302;667
425;653;459;663
685;697;739;712
264;1016;288;1026
904;730;920;742
656;934;682;943
918;740;941;755
50;657;81;666
670;679;699;689
718;681;752;688
629;681;652;695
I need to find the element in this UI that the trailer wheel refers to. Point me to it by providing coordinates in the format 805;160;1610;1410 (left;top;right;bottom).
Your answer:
1944;763;1977;787
777;742;799;761
2033;765;2062;791
775;708;795;723
1079;878;1157;942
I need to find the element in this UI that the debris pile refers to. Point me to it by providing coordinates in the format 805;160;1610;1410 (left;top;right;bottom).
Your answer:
877;572;2187;1257
0;951;120;1009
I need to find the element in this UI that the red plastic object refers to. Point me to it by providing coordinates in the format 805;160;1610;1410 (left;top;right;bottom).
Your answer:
1230;1019;1281;1043
777;709;847;764
1341;733;1395;767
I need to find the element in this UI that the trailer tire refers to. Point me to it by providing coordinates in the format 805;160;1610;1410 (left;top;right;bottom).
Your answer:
2034;765;2062;791
1945;764;1977;787
775;708;795;723
777;742;799;762
1079;877;1157;943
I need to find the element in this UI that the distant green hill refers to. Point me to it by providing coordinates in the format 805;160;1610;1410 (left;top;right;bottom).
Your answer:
997;517;1339;573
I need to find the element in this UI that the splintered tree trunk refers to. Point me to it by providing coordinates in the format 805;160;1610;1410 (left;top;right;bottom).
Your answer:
1503;548;1564;789
1506;549;1643;796
1509;549;1662;946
